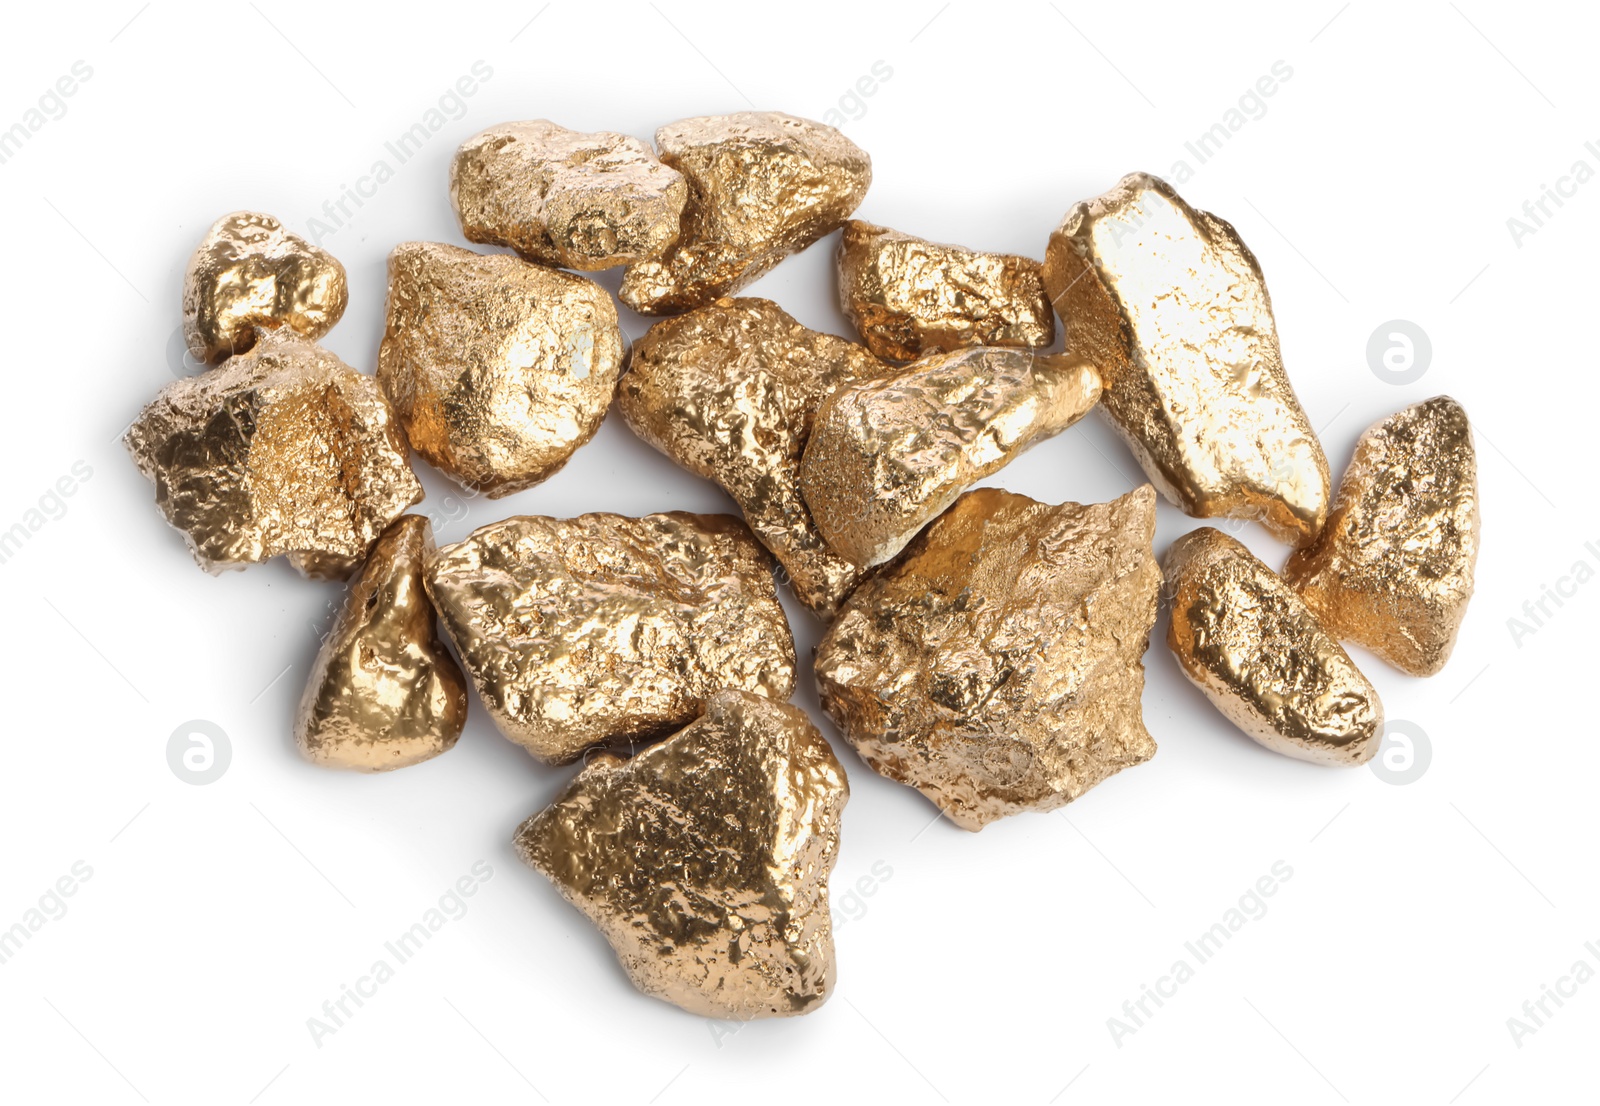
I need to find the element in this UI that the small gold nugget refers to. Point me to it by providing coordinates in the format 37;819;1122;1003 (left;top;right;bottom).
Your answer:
619;297;899;618
1285;396;1480;676
515;689;848;1019
450;120;688;271
815;486;1160;830
296;516;468;771
836;219;1053;360
1165;527;1383;766
620;112;871;315
1043;172;1330;546
377;242;623;497
182;211;348;364
125;331;421;575
425;512;796;764
801;348;1101;567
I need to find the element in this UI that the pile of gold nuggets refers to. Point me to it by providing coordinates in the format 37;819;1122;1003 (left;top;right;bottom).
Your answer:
127;111;1480;1021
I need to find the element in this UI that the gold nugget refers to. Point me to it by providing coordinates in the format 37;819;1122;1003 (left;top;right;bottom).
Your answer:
836;219;1053;360
619;297;899;618
620;112;871;315
125;331;421;575
1285;396;1480;676
815;486;1160;830
182;211;348;364
450;120;688;271
296;516;468;771
1164;527;1383;765
515;689;848;1019
801;348;1101;567
377;242;624;497
1043;172;1330;546
425;512;795;764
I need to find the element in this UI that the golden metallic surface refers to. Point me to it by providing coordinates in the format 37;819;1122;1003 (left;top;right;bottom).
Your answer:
425;512;796;764
619;112;871;315
800;348;1101;567
295;516;469;771
814;486;1160;831
377;242;624;498
619;297;898;618
182;211;348;364
836;220;1054;361
125;331;422;575
515;689;848;1019
1284;396;1480;676
450;120;688;271
1164;527;1383;766
1042;172;1330;546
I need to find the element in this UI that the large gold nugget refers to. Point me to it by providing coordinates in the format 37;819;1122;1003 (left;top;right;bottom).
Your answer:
450;120;688;271
515;689;848;1019
815;486;1160;831
836;220;1054;361
1165;527;1383;766
619;112;871;315
425;512;796;764
801;349;1101;567
619;297;899;618
182;211;348;364
1284;396;1480;676
295;516;468;771
1042;173;1330;546
377;242;624;497
125;331;421;574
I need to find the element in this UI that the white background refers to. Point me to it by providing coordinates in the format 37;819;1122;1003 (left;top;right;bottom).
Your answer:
1;2;1595;1102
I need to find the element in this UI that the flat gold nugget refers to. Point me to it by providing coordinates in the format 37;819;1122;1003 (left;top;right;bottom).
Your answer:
836;219;1053;360
815;486;1160;830
515;689;848;1019
425;512;796;764
1043;172;1330;546
620;112;871;315
801;348;1101;567
125;330;421;575
619;297;898;617
296;516;468;771
1164;527;1383;766
377;242;624;497
1285;396;1480;676
450;120;688;271
182;211;348;364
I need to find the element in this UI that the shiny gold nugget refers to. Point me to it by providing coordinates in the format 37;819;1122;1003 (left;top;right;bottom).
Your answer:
815;486;1160;830
1043;172;1330;546
425;512;796;764
296;516;468;771
377;242;623;498
182;211;348;364
125;331;421;574
801;348;1101;567
620;112;870;314
836;219;1053;360
1285;396;1480;676
450;120;688;270
1165;527;1383;766
515;689;848;1019
619;297;898;618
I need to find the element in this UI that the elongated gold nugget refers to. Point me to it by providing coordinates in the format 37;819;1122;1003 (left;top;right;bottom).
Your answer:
1043;172;1330;546
296;516;468;771
425;512;796;764
516;689;848;1019
801;348;1101;567
619;297;898;618
815;486;1160;830
1164;527;1383;765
